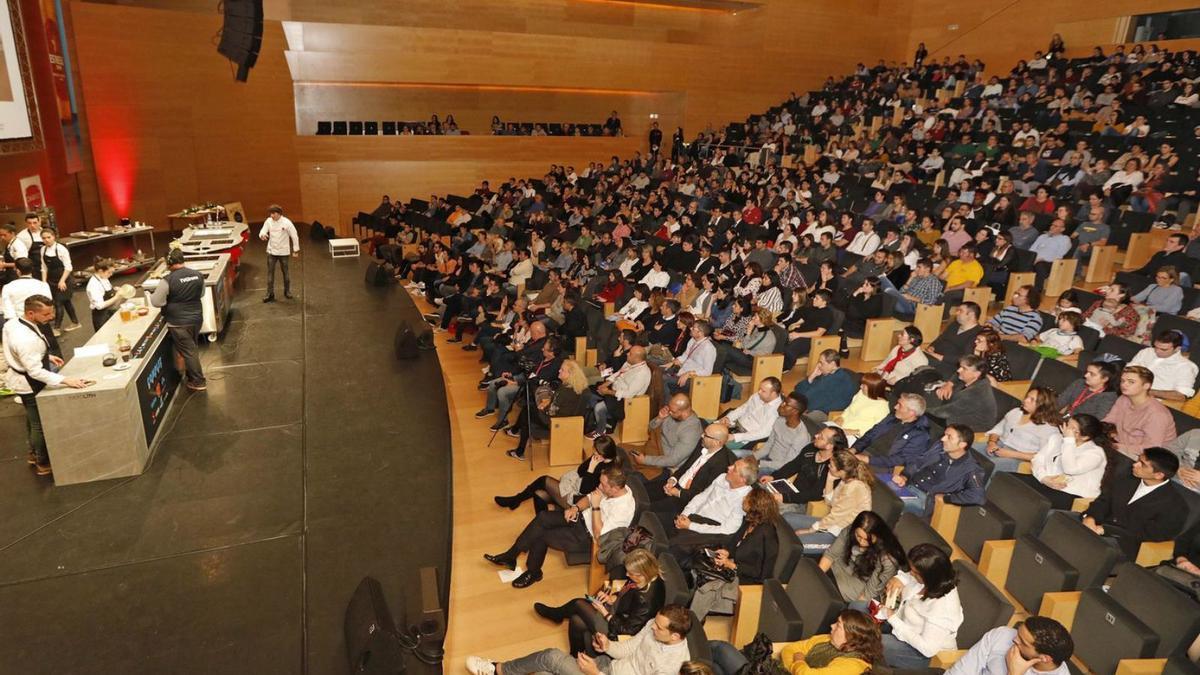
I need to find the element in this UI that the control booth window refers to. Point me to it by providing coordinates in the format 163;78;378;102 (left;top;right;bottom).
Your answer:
1130;8;1200;42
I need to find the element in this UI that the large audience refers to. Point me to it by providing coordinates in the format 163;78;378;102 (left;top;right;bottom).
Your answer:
364;35;1200;674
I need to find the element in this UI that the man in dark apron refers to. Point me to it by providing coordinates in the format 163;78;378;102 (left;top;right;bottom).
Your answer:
0;294;90;476
16;213;45;280
149;249;207;391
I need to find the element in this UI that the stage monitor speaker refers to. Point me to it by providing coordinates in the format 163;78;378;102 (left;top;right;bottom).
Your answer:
345;577;407;675
364;121;379;135
414;567;446;664
395;322;419;360
317;121;332;135
332;121;348;135
349;121;364;135
382;121;397;135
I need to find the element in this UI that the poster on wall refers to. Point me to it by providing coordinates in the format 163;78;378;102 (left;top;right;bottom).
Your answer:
0;0;34;141
20;174;43;209
42;0;80;171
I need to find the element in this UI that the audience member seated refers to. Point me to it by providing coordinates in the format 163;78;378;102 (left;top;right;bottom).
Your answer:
1015;414;1113;510
784;289;835;371
819;511;906;611
533;548;666;656
785;448;874;553
508;358;589;461
892;423;987;516
689;488;780;621
1057;360;1119;419
1081;282;1138;339
663;458;759;559
972;327;1013;383
884;257;944;318
633;393;703;476
875;326;929;386
1134;232;1190;279
1129;329;1199;401
747;392;811;473
485;466;635;588
760;426;847;509
712;309;776;377
982;386;1062;472
1082;446;1188;559
946;616;1074;675
878;543;963;670
1033;310;1085;357
925;302;983;363
647;423;735;512
843;277;885;339
708;610;883;675
793;350;858;415
988;285;1044;342
854;393;933;474
587;345;652;437
663;320;717;397
831;373;890;442
1166;428;1200;494
717;377;783;449
1103;365;1178;461
466;604;692;675
926;354;999;433
478;327;557;432
495;435;629;513
939;243;984;305
1132;266;1184;316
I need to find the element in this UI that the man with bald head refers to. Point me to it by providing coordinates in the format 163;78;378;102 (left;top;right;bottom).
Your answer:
588;344;652;437
634;392;704;479
648;423;735;516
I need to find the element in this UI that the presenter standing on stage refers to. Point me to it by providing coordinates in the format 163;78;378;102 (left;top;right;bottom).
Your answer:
149;249;207;392
259;204;299;303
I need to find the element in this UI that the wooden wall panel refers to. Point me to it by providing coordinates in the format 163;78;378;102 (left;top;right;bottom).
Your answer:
905;0;1200;72
294;136;641;228
70;2;301;229
299;171;340;234
293;84;685;139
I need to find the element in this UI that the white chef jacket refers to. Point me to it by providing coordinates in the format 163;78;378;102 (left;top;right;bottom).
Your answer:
259;216;300;256
2;318;63;395
1;277;52;320
86;275;113;310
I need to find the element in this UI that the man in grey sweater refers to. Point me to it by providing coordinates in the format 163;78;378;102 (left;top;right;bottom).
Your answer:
747;392;811;476
632;393;703;480
926;355;998;434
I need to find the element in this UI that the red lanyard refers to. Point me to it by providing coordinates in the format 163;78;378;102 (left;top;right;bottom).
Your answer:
1069;387;1103;412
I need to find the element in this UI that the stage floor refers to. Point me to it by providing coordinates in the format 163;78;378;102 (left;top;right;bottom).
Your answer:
0;241;450;673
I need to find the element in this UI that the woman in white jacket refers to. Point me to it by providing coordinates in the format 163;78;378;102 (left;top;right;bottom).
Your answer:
878;543;963;669
874;326;929;386
1016;413;1112;510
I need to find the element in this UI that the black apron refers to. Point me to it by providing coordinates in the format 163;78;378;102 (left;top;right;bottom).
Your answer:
42;246;67;298
91;281;116;332
1;242;14;285
23;231;43;278
8;318;53;396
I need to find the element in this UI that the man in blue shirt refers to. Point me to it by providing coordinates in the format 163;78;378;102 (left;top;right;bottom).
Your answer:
890;423;986;516
947;617;1073;675
1031;218;1072;285
793;349;857;414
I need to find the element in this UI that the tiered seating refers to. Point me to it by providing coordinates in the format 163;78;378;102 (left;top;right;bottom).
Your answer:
379;37;1200;675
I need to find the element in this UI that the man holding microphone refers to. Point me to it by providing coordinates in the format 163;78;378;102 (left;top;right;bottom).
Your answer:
259;204;300;303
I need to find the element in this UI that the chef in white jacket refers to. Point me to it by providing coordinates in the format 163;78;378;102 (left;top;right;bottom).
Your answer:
258;204;300;303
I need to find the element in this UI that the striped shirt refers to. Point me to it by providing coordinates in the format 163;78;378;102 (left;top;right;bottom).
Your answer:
988;306;1043;340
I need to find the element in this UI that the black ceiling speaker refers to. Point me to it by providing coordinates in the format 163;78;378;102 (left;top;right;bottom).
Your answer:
217;0;264;82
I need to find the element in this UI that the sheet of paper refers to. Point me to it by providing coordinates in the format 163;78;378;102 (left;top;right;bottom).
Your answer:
74;344;110;358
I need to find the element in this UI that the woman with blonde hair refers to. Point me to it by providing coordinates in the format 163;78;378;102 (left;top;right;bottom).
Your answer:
507;358;588;461
534;547;665;655
786;449;874;553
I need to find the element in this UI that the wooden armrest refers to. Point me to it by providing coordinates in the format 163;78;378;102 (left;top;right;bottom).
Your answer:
929;650;969;669
1136;540;1175;567
1115;658;1168;675
1070;498;1093;513
1038;591;1082;631
978;539;1016;590
807;500;830;517
930;500;962;544
1016;461;1032;475
731;584;764;646
994;380;1032;398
